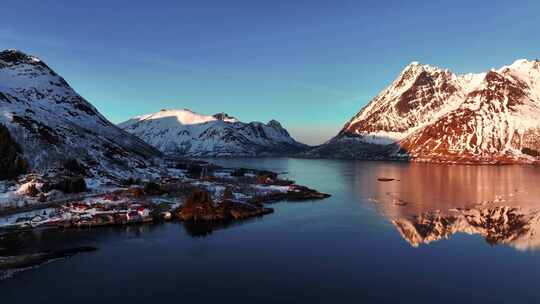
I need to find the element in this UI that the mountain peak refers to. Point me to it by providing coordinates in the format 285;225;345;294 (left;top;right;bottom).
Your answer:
267;119;283;128
512;58;531;65
212;112;237;122
318;57;540;163
404;61;421;69
392;61;450;91
120;110;305;157
497;58;540;74
0;49;41;64
402;61;444;73
0;49;160;178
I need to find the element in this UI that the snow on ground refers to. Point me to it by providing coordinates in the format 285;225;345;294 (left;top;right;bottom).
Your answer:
0;180;38;209
233;192;249;201
166;168;187;178
253;185;290;194
191;181;226;199
85;178;108;191
0;173;126;212
0;208;55;227
213;172;231;178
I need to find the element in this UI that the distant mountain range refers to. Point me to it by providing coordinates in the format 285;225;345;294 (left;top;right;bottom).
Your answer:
2;48;540;169
307;59;540;164
0;49;160;179
119;109;307;157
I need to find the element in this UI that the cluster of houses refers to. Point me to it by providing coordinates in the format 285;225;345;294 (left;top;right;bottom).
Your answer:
0;163;330;234
6;202;161;230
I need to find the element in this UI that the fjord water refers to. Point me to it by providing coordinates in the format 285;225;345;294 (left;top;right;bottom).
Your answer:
3;159;540;303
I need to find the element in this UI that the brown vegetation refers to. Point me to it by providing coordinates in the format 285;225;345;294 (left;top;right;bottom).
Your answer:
231;168;247;177
143;181;167;195
63;159;87;176
42;177;87;193
177;188;273;222
178;189;218;221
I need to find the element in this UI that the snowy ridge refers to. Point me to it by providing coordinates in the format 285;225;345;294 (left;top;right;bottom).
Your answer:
308;58;540;163
123;108;239;127
0;49;161;178
119;109;307;157
398;59;540;163
338;61;466;143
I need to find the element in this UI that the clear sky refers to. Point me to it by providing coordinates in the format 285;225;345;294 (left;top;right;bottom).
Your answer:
1;0;539;145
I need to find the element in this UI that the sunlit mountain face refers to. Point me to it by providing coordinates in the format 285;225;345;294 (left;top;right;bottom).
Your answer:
353;163;540;251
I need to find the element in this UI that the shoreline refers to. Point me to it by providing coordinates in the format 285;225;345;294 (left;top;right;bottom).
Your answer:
0;164;330;235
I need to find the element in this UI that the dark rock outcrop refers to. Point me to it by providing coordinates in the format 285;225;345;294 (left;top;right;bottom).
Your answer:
176;189;273;222
0;124;28;180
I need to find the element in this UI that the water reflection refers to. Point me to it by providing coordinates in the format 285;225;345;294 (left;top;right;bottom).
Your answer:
392;206;540;251
354;163;540;251
180;217;265;237
0;216;268;258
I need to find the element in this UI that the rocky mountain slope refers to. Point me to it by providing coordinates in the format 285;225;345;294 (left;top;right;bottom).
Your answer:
0;49;161;180
119;109;308;157
308;59;540;163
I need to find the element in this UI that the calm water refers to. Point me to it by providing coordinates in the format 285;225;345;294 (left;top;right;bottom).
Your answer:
3;158;540;303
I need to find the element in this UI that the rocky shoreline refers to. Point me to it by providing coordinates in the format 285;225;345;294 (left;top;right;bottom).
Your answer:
0;161;330;275
0;246;97;272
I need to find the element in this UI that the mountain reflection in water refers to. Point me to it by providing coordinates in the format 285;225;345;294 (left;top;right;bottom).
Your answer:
392;206;540;251
355;163;540;251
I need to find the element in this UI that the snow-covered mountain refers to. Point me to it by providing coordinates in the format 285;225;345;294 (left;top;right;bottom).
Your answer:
0;49;161;179
119;109;308;157
308;59;540;163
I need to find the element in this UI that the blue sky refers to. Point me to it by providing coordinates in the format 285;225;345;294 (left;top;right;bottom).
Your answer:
1;0;539;144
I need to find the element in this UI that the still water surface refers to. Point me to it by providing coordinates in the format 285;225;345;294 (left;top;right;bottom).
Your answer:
3;158;540;303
